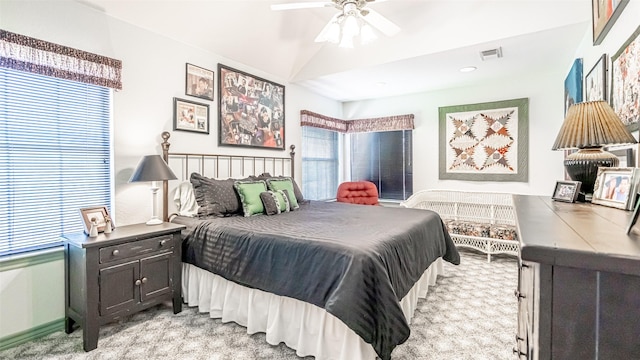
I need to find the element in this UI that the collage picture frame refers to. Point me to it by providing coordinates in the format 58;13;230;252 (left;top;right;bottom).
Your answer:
218;64;285;150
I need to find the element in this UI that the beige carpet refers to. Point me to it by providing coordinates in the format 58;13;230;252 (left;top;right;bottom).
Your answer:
0;250;517;360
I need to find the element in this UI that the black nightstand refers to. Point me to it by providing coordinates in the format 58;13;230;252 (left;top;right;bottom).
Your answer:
62;222;186;351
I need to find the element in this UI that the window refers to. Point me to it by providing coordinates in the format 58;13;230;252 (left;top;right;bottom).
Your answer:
302;126;339;200
350;130;412;200
0;67;112;256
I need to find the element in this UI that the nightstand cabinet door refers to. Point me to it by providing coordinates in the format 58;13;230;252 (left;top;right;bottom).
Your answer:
140;252;173;301
99;260;140;316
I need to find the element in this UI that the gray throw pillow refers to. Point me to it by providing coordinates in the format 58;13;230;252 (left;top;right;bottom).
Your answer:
190;173;242;217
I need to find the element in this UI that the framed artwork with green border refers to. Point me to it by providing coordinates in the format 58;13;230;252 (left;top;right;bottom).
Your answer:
438;98;529;182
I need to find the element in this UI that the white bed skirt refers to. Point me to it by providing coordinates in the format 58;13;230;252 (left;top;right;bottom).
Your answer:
182;258;445;360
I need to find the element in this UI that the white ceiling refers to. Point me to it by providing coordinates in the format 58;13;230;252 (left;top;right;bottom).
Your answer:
77;0;592;102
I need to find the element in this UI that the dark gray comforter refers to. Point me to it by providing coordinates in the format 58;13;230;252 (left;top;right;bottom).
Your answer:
178;201;460;360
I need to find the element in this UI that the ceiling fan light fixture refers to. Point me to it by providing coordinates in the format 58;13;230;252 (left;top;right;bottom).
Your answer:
360;22;377;44
339;35;355;48
342;13;360;38
327;21;341;43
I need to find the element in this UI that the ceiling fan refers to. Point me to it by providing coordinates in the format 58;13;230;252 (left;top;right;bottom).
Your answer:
271;0;400;47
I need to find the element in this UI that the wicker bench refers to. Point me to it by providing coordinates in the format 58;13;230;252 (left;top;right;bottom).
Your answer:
400;189;519;262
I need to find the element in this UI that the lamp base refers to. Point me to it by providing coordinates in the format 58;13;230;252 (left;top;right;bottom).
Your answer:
146;218;163;225
564;147;619;200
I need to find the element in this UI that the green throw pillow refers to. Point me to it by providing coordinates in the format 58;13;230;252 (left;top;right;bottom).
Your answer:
234;180;268;216
266;178;299;209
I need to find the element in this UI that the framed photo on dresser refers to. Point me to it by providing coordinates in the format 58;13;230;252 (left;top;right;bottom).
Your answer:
592;167;639;210
552;181;581;203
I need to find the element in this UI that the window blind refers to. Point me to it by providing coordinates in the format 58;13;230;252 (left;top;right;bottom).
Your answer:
302;126;339;200
350;130;413;200
0;67;112;257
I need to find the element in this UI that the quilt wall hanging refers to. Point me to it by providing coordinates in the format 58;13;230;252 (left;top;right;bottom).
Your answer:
439;98;529;182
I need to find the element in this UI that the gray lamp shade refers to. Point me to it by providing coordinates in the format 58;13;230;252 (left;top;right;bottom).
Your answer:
129;155;177;182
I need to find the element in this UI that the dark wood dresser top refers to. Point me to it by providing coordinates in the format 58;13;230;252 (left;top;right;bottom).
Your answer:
513;195;640;276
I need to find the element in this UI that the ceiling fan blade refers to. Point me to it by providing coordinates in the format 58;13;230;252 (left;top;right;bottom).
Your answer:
271;2;333;11
362;8;400;37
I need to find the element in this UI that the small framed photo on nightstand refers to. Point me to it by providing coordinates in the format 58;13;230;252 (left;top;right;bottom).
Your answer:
552;180;581;203
79;206;114;234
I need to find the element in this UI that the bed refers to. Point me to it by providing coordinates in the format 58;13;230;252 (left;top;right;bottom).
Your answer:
159;132;460;360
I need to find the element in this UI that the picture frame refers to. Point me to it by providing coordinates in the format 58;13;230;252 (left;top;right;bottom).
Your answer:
79;206;114;235
185;63;214;101
592;0;629;45
606;144;636;167
173;97;209;134
626;193;640;234
564;58;583;116
438;98;529;182
592;167;639;210
585;54;607;102
552;180;581;203
611;24;640;132
218;64;285;150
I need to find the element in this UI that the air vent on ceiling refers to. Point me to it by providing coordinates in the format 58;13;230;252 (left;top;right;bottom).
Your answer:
480;47;503;61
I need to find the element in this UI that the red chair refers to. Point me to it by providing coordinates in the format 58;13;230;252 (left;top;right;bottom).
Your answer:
336;181;380;205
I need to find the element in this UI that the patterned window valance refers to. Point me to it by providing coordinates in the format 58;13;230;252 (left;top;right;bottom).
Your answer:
0;29;122;90
301;110;414;133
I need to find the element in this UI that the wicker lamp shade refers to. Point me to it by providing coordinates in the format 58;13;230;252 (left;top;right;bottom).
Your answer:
552;101;637;200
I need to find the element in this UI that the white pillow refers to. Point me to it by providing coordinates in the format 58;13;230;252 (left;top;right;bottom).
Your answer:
173;181;199;216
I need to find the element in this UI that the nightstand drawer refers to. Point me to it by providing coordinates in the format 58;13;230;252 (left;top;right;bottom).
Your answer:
99;235;174;263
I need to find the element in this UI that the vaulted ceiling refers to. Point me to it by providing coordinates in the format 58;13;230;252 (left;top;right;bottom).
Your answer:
78;0;592;101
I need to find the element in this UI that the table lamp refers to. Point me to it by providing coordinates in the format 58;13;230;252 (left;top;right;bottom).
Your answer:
129;155;177;225
552;100;637;201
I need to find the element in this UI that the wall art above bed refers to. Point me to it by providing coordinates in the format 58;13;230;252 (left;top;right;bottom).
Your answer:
218;64;285;150
438;98;529;182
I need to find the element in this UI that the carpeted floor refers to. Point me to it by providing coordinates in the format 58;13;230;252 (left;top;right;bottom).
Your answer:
0;250;518;360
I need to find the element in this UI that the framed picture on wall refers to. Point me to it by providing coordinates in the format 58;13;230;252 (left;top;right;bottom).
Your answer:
173;97;210;134
611;24;640;132
217;64;285;150
585;54;607;102
564;58;583;116
592;0;629;45
185;63;214;101
438;98;529;182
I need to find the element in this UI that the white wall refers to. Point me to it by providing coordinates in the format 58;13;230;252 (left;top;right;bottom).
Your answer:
343;68;567;196
343;1;640;197
0;0;340;340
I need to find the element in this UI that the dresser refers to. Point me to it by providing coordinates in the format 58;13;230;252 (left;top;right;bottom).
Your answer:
63;222;186;351
513;195;640;359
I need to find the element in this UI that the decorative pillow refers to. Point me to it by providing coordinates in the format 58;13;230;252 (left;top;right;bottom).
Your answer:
266;178;299;209
234;180;268;217
252;173;305;204
190;173;242;217
259;190;291;216
173;181;199;216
